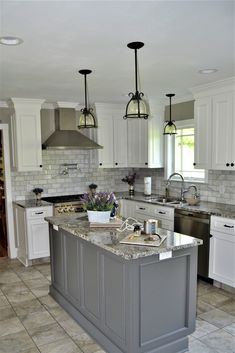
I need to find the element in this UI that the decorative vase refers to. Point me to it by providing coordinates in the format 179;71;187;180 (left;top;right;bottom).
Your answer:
87;210;111;223
129;184;135;196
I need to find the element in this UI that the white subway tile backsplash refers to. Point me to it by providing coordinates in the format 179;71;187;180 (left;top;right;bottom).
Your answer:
10;150;235;205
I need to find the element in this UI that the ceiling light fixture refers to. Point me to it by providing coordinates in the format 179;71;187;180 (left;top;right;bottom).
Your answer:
0;36;23;45
123;41;148;120
77;69;97;129
198;69;218;74
163;93;177;135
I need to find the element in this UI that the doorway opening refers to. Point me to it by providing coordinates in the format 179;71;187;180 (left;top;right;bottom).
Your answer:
0;130;7;256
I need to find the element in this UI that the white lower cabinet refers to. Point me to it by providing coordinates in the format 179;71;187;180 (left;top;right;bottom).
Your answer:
209;216;235;288
120;199;174;231
14;204;53;266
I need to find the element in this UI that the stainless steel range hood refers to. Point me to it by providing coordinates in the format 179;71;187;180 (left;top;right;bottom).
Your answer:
42;108;102;150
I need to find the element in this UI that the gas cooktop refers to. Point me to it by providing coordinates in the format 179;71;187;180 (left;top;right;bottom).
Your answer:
41;194;84;204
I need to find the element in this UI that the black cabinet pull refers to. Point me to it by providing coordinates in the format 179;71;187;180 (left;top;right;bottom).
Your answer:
158;211;166;214
193;162;196;166
115;162;118;165
226;163;230;167
231;163;234;167
139;207;146;210
224;224;234;228
39;165;42;168
35;212;44;215
99;163;102;166
210;234;213;238
145;162;148;165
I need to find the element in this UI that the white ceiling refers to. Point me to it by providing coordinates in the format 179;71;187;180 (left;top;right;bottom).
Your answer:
0;0;234;105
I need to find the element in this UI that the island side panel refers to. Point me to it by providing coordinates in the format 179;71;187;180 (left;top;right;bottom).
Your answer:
132;247;198;353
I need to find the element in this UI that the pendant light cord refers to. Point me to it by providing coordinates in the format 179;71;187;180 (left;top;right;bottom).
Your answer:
169;95;171;122
84;74;88;110
134;48;138;92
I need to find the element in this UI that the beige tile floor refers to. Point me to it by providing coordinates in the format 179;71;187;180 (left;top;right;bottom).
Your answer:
0;258;234;353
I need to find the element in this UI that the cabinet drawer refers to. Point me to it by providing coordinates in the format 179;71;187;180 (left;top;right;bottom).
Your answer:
135;203;151;214
26;206;53;219
210;216;235;236
154;206;174;220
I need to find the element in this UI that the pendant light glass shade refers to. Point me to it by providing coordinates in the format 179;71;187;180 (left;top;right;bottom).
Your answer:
78;69;97;129
123;41;148;120
163;93;177;135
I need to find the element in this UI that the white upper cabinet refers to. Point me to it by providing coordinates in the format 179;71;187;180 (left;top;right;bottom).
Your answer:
127;119;148;167
211;92;234;170
194;97;212;169
192;78;235;171
11;98;44;172
96;103;127;168
96;100;164;168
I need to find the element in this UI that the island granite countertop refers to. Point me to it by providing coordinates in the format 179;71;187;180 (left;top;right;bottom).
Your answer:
45;214;202;260
117;192;235;219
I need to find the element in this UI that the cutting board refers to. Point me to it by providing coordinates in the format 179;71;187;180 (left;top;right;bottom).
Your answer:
89;218;123;228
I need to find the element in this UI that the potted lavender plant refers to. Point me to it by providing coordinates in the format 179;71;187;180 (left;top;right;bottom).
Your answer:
81;191;116;223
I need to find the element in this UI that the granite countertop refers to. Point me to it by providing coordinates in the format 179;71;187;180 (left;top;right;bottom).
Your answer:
117;192;235;219
45;214;202;260
14;200;53;208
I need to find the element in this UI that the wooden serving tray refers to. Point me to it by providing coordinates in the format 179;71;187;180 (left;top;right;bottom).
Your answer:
89;218;123;228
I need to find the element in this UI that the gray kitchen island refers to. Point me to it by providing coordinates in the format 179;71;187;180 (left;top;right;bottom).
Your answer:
45;215;202;353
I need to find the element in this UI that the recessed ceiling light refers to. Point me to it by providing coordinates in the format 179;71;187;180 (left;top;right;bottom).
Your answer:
0;36;23;46
198;69;218;74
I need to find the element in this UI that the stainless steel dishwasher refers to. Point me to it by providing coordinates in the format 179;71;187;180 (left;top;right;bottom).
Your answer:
174;209;211;281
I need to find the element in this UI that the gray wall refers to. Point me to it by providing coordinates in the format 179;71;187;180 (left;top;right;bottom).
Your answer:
165;100;194;121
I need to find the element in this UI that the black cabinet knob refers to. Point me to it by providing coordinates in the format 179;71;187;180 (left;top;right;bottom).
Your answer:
99;163;102;166
231;163;234;167
115;162;118;166
145;162;148;165
193;162;196;166
226;163;230;167
39;165;43;168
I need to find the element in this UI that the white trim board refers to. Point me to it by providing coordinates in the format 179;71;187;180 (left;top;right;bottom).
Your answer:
0;124;17;258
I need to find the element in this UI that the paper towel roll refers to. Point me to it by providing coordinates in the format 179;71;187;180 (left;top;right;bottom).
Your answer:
144;177;151;196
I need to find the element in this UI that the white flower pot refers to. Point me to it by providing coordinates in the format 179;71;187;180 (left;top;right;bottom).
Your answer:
87;210;111;223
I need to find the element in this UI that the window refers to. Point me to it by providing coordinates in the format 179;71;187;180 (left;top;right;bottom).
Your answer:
165;119;207;183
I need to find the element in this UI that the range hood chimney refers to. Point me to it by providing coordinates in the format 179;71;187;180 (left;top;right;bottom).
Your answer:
42;107;102;150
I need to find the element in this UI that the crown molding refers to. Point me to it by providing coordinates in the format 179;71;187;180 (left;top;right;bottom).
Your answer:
0;101;9;108
190;77;235;97
57;101;79;109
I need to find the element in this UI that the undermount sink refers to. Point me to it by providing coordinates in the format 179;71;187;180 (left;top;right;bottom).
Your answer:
146;197;184;205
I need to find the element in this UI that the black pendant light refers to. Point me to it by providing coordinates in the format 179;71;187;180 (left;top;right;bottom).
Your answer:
78;69;97;129
163;93;177;135
123;41;148;120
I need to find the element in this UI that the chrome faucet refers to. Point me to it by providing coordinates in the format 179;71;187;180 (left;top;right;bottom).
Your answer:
166;172;185;201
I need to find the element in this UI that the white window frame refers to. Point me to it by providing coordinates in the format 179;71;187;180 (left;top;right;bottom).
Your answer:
164;119;208;183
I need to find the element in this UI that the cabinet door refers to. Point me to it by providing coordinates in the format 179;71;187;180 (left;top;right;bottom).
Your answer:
127;119;148;167
27;218;50;259
119;200;136;219
97;113;114;168
211;92;233;170
209;232;235;287
14;206;28;265
11;99;44;171
194;97;212;169
113;118;127;168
